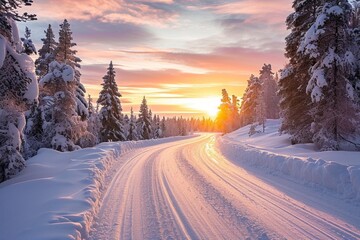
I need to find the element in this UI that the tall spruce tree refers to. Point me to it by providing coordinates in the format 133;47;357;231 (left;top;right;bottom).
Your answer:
278;0;324;144
21;26;36;55
300;0;359;150
216;89;232;133
39;61;83;151
97;61;126;142
56;19;88;120
127;107;138;141
240;75;262;127
230;95;240;130
137;96;152;140
0;0;37;181
259;64;280;119
35;24;57;79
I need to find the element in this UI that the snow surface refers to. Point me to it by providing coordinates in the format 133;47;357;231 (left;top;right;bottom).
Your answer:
90;133;360;239
1;132;360;239
0;36;6;69
217;119;360;200
0;136;194;240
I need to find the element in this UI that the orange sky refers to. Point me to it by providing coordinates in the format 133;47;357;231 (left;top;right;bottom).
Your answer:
20;0;292;118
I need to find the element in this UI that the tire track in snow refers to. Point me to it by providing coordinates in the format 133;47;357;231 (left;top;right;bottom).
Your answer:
89;134;360;240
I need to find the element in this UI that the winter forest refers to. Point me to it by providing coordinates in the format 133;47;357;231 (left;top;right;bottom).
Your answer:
1;0;360;183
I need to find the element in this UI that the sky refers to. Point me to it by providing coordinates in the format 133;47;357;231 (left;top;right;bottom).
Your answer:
19;0;292;118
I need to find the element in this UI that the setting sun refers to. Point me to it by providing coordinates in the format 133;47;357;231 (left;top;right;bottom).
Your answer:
186;97;221;118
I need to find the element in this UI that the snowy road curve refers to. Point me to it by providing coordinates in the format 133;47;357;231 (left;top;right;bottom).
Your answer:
89;134;360;240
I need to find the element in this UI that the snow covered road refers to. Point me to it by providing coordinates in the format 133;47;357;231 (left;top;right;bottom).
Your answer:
89;134;360;240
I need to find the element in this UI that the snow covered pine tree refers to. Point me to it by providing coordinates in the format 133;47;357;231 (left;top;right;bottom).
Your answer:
39;61;82;151
279;0;323;144
21;26;36;55
56;19;88;120
97;61;126;142
35;24;57;79
240;75;262;127
300;0;359;150
137;96;152;140
127;107;139;141
0;0;38;181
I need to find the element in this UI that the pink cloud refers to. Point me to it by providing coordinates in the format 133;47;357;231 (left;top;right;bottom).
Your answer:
32;0;177;26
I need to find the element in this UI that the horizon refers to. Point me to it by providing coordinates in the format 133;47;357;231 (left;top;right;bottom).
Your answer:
19;0;291;118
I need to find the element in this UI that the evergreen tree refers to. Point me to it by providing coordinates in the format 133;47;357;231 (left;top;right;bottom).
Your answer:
0;0;37;181
21;26;36;55
56;19;88;120
300;0;359;150
86;94;100;145
161;116;166;137
39;61;83;151
154;115;162;139
254;86;266;133
259;64;280;119
240;75;262;126
216;89;232;133
230;95;240;130
35;24;57;79
137;96;152;140
97;61;125;142
279;0;323;144
127;107;138;141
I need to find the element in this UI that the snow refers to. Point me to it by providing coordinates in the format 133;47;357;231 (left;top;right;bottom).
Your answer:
9;18;22;53
217;119;360;200
0;136;195;240
89;133;360;239
0;36;6;69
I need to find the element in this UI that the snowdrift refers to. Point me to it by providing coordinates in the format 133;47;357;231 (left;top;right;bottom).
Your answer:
217;120;360;201
0;136;193;240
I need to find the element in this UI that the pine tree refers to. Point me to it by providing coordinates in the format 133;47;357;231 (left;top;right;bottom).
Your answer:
279;0;323;144
230;95;240;130
301;0;359;150
137;96;152;140
85;94;100;145
255;86;266;133
97;61;126;142
240;75;262;126
161;116;166;137
56;19;88;120
39;61;83;151
21;26;36;55
154;115;162;139
35;24;57;79
216;89;232;133
259;64;279;119
0;0;37;181
127;107;138;141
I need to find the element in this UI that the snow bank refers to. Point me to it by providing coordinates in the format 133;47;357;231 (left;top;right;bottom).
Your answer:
0;136;194;240
217;120;360;200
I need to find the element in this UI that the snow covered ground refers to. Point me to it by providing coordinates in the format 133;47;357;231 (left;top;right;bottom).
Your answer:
217;119;360;200
1;122;360;240
0;136;193;240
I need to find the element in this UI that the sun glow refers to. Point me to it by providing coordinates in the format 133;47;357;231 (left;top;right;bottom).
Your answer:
186;97;220;118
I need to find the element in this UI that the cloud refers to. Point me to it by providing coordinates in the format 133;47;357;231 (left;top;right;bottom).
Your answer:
32;0;178;26
119;46;286;74
70;20;154;45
